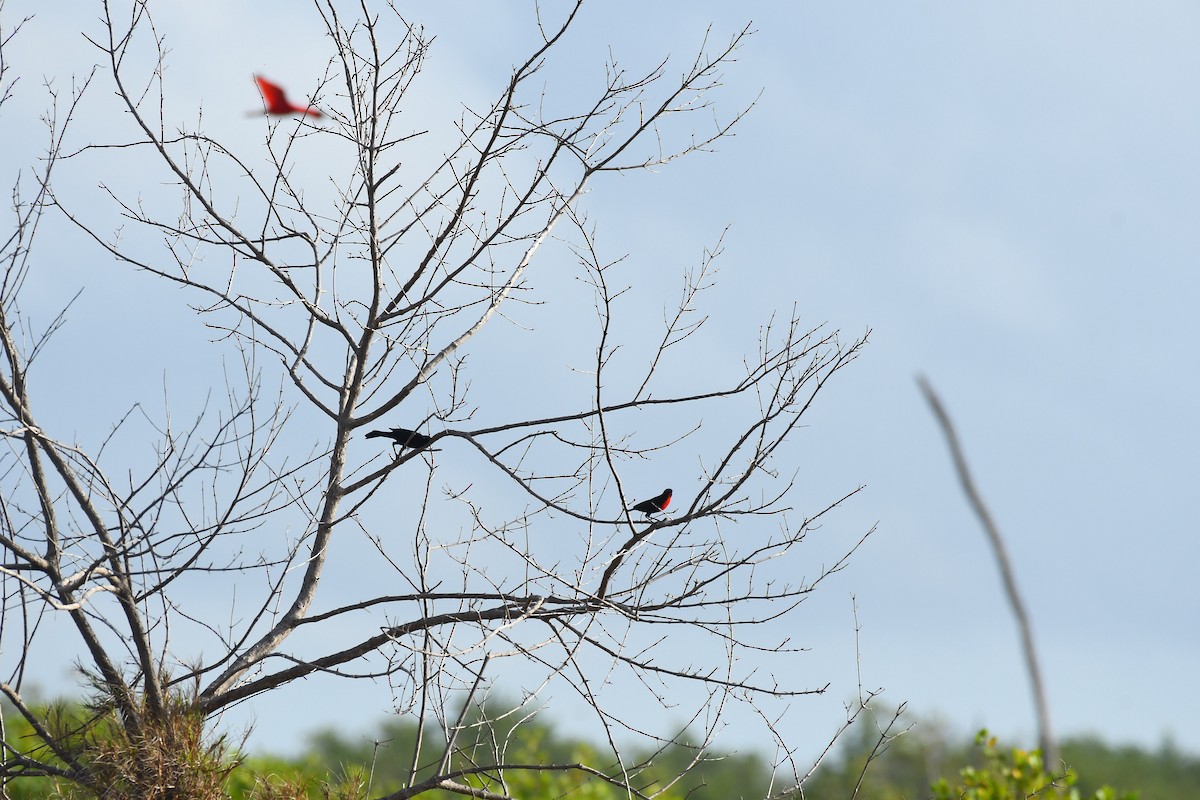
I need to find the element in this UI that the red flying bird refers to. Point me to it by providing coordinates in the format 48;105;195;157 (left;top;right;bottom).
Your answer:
254;75;322;117
628;488;672;517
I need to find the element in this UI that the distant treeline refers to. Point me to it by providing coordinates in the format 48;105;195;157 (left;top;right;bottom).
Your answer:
3;699;1193;799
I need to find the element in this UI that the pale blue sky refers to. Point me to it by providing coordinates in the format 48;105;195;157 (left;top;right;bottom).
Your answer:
5;0;1198;765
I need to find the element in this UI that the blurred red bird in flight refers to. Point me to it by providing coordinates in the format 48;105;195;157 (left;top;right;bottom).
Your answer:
254;75;322;117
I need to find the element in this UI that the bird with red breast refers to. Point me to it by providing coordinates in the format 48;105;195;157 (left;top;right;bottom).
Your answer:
628;488;672;517
254;75;322;117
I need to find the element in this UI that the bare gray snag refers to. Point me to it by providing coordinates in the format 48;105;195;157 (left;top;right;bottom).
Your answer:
0;2;872;797
918;375;1058;767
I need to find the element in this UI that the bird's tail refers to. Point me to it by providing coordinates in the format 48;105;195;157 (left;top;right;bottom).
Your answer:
364;430;386;439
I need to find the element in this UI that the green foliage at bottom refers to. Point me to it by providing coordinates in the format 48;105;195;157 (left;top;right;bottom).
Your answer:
1;693;235;800
221;710;767;800
799;720;1166;800
930;731;1136;800
5;696;1196;800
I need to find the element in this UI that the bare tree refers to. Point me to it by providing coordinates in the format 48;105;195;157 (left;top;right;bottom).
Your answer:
0;2;871;798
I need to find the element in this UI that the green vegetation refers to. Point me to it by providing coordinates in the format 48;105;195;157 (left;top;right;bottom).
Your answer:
802;717;1194;800
2;698;765;800
0;693;233;799
928;731;1134;800
4;699;1195;799
228;711;769;800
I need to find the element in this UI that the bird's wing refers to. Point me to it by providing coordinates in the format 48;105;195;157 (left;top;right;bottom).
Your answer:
254;76;289;111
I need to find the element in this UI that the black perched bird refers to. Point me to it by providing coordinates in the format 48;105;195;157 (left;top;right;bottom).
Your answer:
365;427;434;451
628;488;672;517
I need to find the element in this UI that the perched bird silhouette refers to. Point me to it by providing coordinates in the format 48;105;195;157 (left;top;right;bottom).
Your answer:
365;427;434;451
254;75;322;117
628;488;672;517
